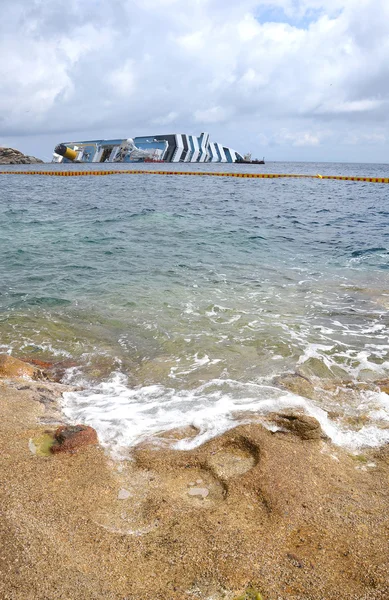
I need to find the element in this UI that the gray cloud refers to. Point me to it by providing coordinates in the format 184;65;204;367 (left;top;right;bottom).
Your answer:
1;0;389;161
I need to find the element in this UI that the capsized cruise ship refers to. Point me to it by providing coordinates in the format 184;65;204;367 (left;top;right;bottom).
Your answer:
52;132;244;163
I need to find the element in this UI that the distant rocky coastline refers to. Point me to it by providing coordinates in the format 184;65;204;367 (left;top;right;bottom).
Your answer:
0;146;43;164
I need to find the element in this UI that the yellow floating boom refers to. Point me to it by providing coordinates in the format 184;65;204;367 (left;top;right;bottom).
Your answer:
0;170;388;183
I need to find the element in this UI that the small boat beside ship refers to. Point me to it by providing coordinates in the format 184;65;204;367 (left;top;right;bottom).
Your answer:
236;153;265;165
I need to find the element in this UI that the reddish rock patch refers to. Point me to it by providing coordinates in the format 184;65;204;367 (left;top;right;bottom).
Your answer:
21;358;79;383
23;358;55;370
0;354;43;380
51;425;98;454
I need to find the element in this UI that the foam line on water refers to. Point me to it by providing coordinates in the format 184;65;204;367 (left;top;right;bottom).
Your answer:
61;372;389;456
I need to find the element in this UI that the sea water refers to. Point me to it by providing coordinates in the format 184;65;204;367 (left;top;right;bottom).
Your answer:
1;161;389;454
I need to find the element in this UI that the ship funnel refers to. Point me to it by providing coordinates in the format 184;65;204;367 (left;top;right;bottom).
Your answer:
54;144;78;161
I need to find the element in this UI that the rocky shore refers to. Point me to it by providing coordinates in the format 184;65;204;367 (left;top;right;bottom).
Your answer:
1;355;388;600
0;147;43;164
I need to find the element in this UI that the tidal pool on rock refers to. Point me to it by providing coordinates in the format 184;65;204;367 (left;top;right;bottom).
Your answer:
1;162;389;453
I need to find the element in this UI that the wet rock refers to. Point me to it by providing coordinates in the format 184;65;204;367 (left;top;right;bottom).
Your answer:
158;425;200;441
297;357;350;381
329;364;353;380
51;424;98;454
0;147;43;164
42;362;74;383
297;358;334;380
23;358;54;370
161;468;225;506
375;379;389;395
0;354;44;380
187;487;209;499
358;369;383;382
271;411;326;440
343;414;371;428
29;432;55;457
207;445;256;479
22;358;79;383
274;372;316;399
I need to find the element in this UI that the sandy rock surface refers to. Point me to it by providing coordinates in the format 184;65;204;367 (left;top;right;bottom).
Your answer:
1;378;389;600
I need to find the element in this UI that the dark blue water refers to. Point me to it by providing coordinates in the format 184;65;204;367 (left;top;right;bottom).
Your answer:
1;162;389;452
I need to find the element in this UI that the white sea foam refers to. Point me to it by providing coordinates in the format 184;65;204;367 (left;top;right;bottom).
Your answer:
61;371;389;457
19;342;73;358
169;353;222;378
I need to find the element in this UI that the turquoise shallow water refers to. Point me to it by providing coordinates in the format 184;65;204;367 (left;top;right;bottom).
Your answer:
1;162;389;452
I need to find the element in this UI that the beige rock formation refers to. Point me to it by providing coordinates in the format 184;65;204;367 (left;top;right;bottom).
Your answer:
0;147;43;164
0;354;44;380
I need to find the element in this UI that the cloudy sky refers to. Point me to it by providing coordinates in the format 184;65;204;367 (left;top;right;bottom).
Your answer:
1;0;389;162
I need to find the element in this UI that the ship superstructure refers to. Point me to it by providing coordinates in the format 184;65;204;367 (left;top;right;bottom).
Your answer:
52;132;243;163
